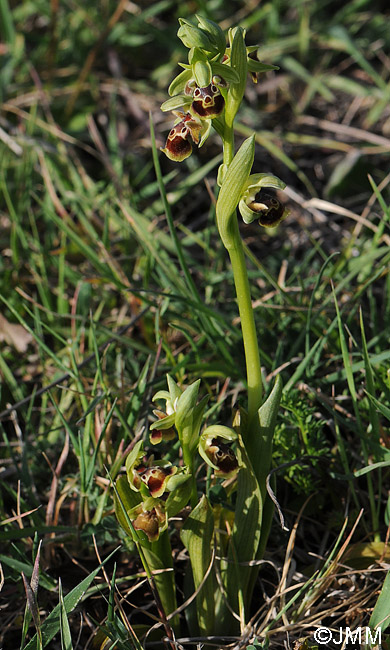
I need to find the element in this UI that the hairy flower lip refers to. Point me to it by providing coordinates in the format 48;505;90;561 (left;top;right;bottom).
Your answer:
132;503;166;542
238;173;287;226
136;465;177;498
247;190;287;228
190;81;225;119
162;111;203;162
205;437;239;476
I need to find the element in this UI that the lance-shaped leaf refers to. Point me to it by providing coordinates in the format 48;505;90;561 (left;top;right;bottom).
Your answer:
221;434;262;626
181;495;215;635
23;549;119;649
246;374;283;490
225;27;248;121
369;568;390;634
216;135;255;247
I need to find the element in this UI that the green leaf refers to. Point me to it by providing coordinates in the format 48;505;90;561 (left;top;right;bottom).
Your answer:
369;569;390;633
219;434;262;629
216;135;255;247
23;549;118;649
59;580;73;650
256;374;283;477
365;391;390;422
181;495;215;635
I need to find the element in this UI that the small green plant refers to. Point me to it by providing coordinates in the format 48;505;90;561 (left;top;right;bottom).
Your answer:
114;15;288;641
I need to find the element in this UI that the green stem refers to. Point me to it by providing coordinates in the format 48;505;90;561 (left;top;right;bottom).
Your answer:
221;129;262;426
227;223;262;422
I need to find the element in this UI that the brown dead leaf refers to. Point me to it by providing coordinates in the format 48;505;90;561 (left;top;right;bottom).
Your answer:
0;313;32;352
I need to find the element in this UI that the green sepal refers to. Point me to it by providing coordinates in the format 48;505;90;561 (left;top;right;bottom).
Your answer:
188;48;212;87
114;475;142;540
175;379;207;451
211;61;240;84
247;60;279;74
188;394;209;452
181;495;215;635
152;390;171;402
149;412;176;430
195;15;226;56
198;119;212;147
160;95;191;112
194;59;212;87
165;473;193;517
125;440;144;490
166;374;183;403
216;135;255;247
168;68;192;96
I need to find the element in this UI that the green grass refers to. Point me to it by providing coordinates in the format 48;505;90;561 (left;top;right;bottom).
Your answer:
1;0;390;647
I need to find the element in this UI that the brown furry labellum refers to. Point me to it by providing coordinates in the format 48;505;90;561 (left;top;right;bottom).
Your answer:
133;506;165;542
162;113;201;162
206;437;238;476
191;82;225;119
136;466;176;498
248;191;286;228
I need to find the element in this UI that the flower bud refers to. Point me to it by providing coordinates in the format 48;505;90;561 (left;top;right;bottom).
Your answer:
178;19;217;53
177;17;225;55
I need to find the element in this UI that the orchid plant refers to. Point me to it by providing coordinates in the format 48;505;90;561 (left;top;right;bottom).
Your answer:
115;16;288;641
